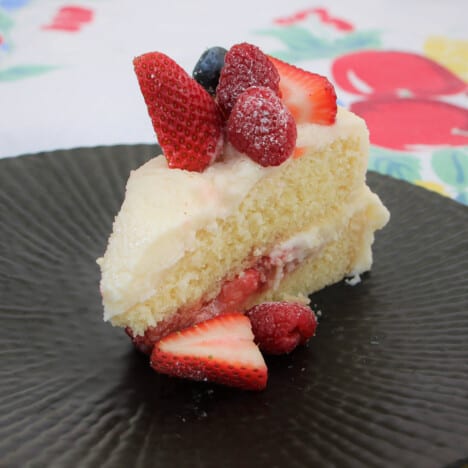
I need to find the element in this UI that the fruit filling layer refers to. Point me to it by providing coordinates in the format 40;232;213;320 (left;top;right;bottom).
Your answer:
127;234;323;354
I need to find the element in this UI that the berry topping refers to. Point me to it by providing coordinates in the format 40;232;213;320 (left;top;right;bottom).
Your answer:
269;56;337;125
216;42;280;117
192;46;227;96
133;52;224;172
217;268;261;311
151;313;268;391
227;86;297;167
246;302;317;355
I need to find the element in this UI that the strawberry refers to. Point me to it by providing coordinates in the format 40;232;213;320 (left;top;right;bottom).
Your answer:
217;268;261;311
227;86;297;167
246;302;318;355
133;52;224;172
269;56;337;125
151;313;268;390
216;42;280;117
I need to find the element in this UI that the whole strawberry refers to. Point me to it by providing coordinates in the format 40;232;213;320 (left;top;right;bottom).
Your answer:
227;86;297;167
216;42;280;117
133;52;224;172
246;302;318;355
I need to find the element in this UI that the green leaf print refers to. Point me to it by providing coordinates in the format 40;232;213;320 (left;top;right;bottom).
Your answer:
0;65;58;81
257;25;381;62
369;146;421;182
455;190;468;205
0;10;14;32
431;147;468;190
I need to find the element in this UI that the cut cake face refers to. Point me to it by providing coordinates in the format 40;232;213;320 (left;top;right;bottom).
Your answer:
98;108;389;338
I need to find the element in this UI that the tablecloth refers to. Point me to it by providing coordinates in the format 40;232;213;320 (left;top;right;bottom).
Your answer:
1;0;467;203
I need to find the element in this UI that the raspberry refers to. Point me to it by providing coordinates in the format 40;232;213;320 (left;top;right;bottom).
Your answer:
227;86;297;167
216;42;280;117
246;302;317;355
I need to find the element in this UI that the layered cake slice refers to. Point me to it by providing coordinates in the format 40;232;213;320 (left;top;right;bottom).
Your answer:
97;43;389;389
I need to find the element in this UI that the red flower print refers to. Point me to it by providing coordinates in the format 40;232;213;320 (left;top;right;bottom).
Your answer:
42;5;93;32
332;50;467;98
332;50;468;150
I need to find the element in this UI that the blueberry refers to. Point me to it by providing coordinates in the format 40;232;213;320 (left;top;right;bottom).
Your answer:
192;46;227;96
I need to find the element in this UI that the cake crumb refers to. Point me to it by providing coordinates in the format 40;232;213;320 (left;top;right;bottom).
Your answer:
282;293;310;305
345;273;361;286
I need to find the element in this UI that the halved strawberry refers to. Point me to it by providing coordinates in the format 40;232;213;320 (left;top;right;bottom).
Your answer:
269;56;337;125
150;313;268;390
133;52;224;172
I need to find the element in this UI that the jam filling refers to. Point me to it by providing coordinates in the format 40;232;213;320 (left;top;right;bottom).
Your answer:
127;252;304;354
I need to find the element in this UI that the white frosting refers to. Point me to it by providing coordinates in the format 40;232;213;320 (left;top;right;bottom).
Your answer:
296;107;367;149
98;108;371;320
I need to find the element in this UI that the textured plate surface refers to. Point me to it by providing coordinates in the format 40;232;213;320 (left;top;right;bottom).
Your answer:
1;145;468;468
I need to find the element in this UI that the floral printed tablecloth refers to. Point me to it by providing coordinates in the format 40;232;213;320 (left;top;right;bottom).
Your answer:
1;0;467;203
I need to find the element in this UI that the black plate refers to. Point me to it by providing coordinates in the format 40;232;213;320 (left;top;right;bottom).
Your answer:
1;145;468;468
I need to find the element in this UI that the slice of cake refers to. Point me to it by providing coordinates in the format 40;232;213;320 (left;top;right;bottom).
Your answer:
97;43;389;389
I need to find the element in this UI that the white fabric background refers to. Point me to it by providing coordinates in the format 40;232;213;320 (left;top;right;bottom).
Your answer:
1;0;465;159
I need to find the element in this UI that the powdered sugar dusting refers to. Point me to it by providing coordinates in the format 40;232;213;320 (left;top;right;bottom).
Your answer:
227;86;297;166
216;42;280;117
